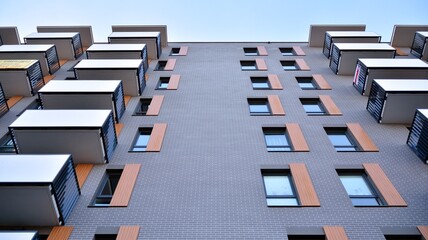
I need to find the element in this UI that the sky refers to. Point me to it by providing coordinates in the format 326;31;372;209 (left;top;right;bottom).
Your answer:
1;0;427;43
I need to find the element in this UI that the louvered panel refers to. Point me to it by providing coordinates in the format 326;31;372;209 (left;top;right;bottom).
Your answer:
411;32;426;58
72;34;83;58
101;112;118;162
141;45;148;72
329;45;340;74
353;61;368;94
407;110;428;163
323;34;332;57
46;46;60;74
0;82;9;117
156;35;162;58
366;80;386;123
114;82;126;121
52;156;80;224
137;63;146;95
27;61;44;95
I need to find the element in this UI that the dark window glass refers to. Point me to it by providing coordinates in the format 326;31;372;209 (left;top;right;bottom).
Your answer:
0;133;15;153
157;77;170;89
339;174;381;206
325;128;358;151
134;98;152;116
248;98;270;115
262;171;298;206
155;61;167;71
243;47;259;56
130;128;152;152
263;128;291;152
94;234;118;240
384;235;422;240
240;61;257;71
296;77;318;90
300;99;326;115
281;60;298;71
92;170;122;206
288;235;325;240
279;47;295;56
170;48;180;56
250;77;270;89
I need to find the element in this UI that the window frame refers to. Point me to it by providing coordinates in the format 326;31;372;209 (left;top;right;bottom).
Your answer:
243;47;259;56
0;132;16;153
279;47;295;56
170;47;181;56
240;60;258;71
325;127;359;152
250;76;271;90
281;60;299;71
338;172;383;207
133;98;152;116
263;127;292;152
296;77;319;90
90;169;123;207
129;128;152;152
248;98;271;116
155;61;167;71
300;98;327;115
156;77;170;90
261;170;299;207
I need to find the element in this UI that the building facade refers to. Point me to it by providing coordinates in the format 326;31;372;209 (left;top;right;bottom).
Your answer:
0;25;427;240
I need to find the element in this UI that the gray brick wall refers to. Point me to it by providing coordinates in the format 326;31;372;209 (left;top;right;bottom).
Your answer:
1;42;427;239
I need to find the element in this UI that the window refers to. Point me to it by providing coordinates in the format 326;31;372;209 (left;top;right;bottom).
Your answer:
0;132;15;153
133;98;152;116
262;170;299;206
263;128;291;151
338;173;382;206
296;77;318;90
279;47;295;56
130;128;152;152
243;47;259;56
250;77;270;89
281;60;298;70
91;169;123;207
325;128;358;151
170;48;180;56
240;61;257;70
248;98;270;115
94;226;140;240
384;235;422;240
287;235;325;240
155;61;167;71
300;98;326;115
157;77;170;89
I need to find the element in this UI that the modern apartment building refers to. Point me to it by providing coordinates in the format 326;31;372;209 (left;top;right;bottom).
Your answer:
0;24;427;240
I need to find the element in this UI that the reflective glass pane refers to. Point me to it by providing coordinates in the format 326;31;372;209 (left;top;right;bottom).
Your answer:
263;175;294;196
249;104;269;113
158;82;169;89
267;198;299;206
298;82;316;89
135;134;150;146
340;175;374;196
252;82;270;89
328;134;353;146
283;65;298;70
242;66;257;70
265;134;288;147
351;197;380;206
303;103;324;113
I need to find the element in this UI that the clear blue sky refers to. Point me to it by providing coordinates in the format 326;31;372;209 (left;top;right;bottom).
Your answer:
1;0;427;42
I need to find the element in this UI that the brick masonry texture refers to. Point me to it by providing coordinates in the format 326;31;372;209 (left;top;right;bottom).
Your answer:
1;42;427;240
